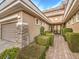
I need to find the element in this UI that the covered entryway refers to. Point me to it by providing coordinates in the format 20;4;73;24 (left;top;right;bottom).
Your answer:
52;25;62;34
2;22;17;42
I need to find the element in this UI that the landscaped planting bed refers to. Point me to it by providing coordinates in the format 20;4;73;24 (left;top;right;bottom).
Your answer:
35;35;51;46
17;43;47;59
17;30;54;59
65;32;79;52
0;48;19;59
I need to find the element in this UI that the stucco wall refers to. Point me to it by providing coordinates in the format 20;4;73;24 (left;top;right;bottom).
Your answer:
22;12;41;43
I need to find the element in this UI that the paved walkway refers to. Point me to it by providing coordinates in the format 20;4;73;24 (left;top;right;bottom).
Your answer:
46;35;79;59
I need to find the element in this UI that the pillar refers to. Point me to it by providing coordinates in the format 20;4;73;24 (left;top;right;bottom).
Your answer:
16;12;30;48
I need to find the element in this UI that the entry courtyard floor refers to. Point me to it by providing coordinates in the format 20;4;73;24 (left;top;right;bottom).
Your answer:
46;35;79;59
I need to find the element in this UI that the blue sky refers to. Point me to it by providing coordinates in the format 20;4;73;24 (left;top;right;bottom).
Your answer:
0;0;3;3
32;0;63;11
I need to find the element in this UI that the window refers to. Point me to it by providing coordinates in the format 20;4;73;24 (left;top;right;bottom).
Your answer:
35;18;39;25
35;18;41;25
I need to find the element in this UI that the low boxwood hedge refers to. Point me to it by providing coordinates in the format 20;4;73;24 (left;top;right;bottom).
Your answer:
61;28;73;41
65;32;79;52
17;43;47;59
0;48;19;59
44;31;52;35
35;35;49;46
45;31;54;46
35;34;54;47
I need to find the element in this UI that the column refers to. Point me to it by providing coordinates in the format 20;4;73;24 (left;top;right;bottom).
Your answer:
17;22;30;48
16;12;30;48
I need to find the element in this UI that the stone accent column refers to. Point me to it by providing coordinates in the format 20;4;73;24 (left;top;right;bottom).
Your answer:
16;22;30;48
16;11;30;48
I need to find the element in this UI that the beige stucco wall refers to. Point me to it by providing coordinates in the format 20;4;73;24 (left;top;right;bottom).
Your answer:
22;12;41;43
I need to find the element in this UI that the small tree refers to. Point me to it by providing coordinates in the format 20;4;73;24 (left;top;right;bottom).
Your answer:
40;26;45;35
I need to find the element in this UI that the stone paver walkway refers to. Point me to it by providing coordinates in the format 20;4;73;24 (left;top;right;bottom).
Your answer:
46;35;79;59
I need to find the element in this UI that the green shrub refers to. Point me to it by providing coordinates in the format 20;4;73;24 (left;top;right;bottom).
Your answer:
35;35;50;47
61;28;73;35
48;35;54;46
35;34;54;47
61;28;73;41
17;43;47;59
45;31;52;35
45;31;54;46
65;32;79;52
40;26;45;35
0;48;19;59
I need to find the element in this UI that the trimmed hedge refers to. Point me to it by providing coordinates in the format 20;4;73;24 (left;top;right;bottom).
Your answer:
61;28;73;41
35;35;50;47
0;48;19;59
44;31;52;35
35;33;54;47
17;43;47;59
45;32;54;46
65;32;79;52
61;28;73;35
